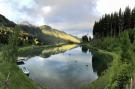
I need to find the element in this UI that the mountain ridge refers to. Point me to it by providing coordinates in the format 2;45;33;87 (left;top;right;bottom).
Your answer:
0;14;80;45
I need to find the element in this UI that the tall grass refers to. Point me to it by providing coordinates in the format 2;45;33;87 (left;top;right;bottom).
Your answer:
1;26;19;63
0;26;43;89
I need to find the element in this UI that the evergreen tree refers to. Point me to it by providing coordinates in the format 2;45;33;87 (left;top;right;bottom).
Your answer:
82;35;89;42
93;6;135;38
131;7;135;28
118;8;124;34
124;6;131;30
89;36;92;42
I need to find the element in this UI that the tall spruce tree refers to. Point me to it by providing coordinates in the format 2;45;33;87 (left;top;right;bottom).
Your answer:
93;6;135;38
131;7;135;28
124;6;131;30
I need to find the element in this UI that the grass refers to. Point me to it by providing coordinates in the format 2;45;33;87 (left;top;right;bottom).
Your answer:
82;42;135;89
0;53;45;89
0;63;43;89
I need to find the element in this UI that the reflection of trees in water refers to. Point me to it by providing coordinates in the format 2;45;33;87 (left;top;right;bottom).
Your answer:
81;46;88;53
92;54;111;76
81;45;112;76
81;46;108;76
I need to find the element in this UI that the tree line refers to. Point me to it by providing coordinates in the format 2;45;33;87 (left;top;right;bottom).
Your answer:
82;35;91;43
93;6;135;38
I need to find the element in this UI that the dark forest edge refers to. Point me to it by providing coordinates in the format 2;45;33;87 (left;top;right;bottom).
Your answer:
81;29;135;89
93;6;135;38
81;6;135;89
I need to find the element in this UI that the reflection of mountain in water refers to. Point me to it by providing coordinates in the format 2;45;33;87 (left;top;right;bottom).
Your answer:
41;44;78;57
19;44;78;58
24;46;98;89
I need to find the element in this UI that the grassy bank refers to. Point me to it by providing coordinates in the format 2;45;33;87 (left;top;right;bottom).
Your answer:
1;44;70;89
82;32;135;89
82;44;116;89
0;50;46;89
82;46;113;89
0;63;43;89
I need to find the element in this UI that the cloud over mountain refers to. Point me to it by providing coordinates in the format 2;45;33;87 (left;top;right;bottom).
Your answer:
0;0;134;37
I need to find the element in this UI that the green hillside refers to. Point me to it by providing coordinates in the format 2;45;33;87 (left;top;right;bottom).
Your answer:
0;14;80;45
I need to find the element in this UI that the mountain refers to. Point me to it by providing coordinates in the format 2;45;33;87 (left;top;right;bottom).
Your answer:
0;14;16;27
0;14;80;45
39;25;80;44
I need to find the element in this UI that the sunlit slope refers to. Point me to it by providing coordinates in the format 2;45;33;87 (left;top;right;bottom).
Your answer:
0;14;80;45
40;25;81;44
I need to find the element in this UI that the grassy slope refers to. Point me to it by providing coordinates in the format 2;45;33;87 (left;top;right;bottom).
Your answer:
0;45;60;89
0;13;81;45
40;25;81;44
82;43;134;89
0;64;43;89
0;53;44;89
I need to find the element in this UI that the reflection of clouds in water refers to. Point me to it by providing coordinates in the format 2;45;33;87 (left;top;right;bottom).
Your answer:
24;47;98;89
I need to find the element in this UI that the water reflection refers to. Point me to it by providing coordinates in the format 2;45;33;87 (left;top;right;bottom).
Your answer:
92;53;112;76
92;56;108;76
81;46;112;76
41;44;78;58
81;46;88;53
19;44;111;89
22;45;98;89
18;44;78;57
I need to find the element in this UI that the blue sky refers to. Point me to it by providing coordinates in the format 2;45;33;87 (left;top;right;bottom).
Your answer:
0;0;135;38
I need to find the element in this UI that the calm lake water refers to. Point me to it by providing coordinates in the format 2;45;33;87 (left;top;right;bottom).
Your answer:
19;44;108;89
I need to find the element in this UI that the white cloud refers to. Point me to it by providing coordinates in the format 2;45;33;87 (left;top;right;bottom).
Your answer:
42;6;52;15
0;0;134;37
96;0;135;15
49;22;92;31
